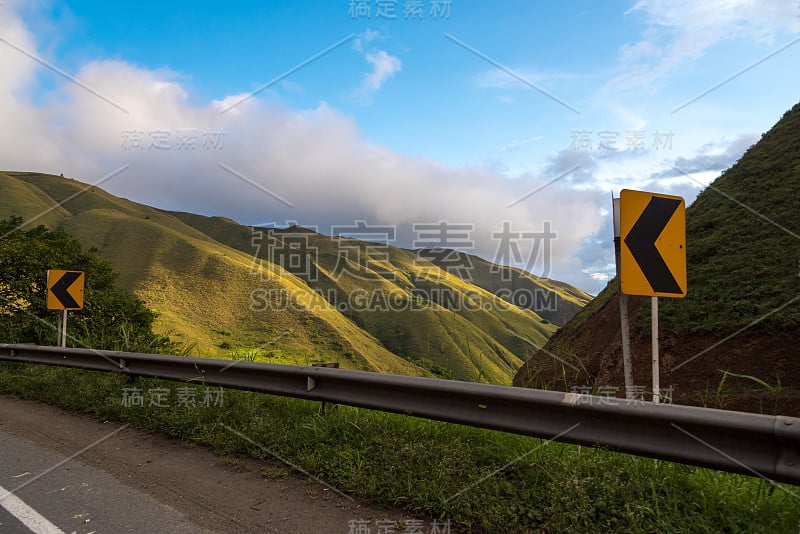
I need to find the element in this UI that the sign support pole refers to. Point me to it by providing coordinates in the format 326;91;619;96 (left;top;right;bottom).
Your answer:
614;239;634;400
620;289;633;400
61;310;67;347
61;309;68;348
651;296;659;403
56;311;62;347
612;195;634;399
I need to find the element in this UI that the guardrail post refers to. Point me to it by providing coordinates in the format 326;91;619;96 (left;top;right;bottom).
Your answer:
311;362;339;414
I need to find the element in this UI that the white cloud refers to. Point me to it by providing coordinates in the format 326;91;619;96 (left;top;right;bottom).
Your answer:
351;30;400;98
359;49;402;94
352;28;380;53
610;0;800;90
653;133;758;177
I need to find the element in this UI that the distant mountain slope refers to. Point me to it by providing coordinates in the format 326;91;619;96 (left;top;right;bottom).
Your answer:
167;211;565;383
0;172;588;384
514;102;800;414
421;250;591;327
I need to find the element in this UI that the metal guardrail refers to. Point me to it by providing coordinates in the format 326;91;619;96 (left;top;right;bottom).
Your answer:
1;343;798;485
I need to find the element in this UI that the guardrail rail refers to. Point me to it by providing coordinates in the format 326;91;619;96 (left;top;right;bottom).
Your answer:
1;343;798;485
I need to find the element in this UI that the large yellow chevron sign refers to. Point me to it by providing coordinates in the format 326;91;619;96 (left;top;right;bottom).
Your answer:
620;189;686;297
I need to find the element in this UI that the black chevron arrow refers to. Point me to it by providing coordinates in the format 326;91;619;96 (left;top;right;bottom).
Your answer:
51;271;81;308
624;197;682;294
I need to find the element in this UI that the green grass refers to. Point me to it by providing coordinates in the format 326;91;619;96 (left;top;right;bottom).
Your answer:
645;103;800;334
223;345;355;367
686;371;796;415
1;363;797;533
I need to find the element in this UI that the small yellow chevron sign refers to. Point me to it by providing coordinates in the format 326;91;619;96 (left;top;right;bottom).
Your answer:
47;270;85;310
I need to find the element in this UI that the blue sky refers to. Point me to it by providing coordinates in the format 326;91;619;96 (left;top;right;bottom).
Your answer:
2;0;800;293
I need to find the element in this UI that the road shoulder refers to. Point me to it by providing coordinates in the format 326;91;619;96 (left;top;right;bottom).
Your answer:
0;395;411;533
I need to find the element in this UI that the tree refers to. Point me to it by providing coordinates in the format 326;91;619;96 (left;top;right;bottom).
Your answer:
0;217;171;351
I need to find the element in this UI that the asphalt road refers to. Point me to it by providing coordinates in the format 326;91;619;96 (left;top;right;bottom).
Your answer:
0;428;212;533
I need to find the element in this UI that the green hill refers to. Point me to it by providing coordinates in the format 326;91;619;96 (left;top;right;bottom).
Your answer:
657;103;800;333
0;171;587;384
514;102;800;413
167;211;562;383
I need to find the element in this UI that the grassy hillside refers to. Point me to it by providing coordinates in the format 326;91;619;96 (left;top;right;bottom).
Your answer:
168;211;561;383
656;102;800;333
514;102;800;412
0;171;588;383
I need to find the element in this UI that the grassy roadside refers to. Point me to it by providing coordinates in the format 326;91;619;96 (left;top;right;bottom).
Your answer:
0;362;797;533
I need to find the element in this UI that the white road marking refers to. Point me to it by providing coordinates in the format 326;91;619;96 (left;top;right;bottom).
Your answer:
0;483;66;534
